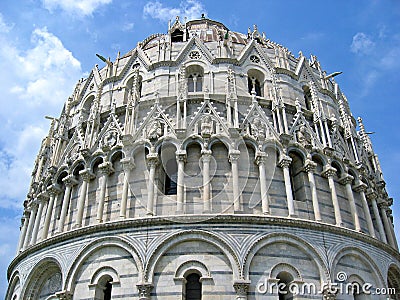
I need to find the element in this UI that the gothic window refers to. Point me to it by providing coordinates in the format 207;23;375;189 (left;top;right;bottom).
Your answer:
302;86;313;111
185;273;202;300
171;29;184;42
159;144;178;196
188;74;203;92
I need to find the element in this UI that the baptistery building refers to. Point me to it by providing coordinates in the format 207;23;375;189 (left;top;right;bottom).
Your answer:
6;16;400;299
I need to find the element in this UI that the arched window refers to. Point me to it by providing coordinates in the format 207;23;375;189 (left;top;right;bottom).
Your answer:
289;152;307;202
164;158;178;195
185;273;202;300
277;271;294;300
171;29;184;42
302;86;313;110
188;74;203;92
94;275;113;300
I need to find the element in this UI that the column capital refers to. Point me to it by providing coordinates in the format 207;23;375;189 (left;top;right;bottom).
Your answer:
255;151;267;165
303;158;317;173
365;188;377;201
201;149;212;162
339;174;354;185
121;157;135;170
79;169;95;182
99;161;115;175
136;282;153;300
233;279;251;298
37;192;49;203
175;150;187;162
321;165;337;178
62;175;78;187
353;181;368;193
146;153;159;167
278;154;292;168
47;184;61;197
55;290;73;300
229;150;240;162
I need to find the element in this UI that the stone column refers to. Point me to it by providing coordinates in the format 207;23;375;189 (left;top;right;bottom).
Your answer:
367;190;387;243
176;150;187;213
256;152;269;214
31;192;48;244
76;169;95;228
120;158;134;219
353;182;375;237
23;203;38;249
58;175;78;233
42;184;61;240
146;153;158;216
201;150;212;212
229;150;241;212
17;211;29;252
97;162;114;223
322;166;343;226
278;155;296;217
233;280;251;300
379;203;397;248
339;174;361;231
137;282;153;300
304;159;321;221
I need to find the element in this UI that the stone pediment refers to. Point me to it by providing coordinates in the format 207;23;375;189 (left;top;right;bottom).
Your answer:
60;127;85;165
289;112;323;150
295;55;320;86
91;113;124;152
241;101;279;142
237;40;274;72
187;99;229;138
133;102;176;142
174;35;214;64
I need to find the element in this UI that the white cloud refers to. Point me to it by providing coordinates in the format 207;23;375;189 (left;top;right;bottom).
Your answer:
0;16;82;208
42;0;112;16
122;22;134;32
143;0;206;22
350;32;375;55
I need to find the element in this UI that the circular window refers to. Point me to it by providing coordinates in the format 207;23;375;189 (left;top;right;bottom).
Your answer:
250;55;260;63
189;50;201;60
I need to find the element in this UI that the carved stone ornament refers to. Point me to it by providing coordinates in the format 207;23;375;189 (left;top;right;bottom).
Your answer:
296;124;312;148
101;130;118;148
250;116;267;141
250;54;260;64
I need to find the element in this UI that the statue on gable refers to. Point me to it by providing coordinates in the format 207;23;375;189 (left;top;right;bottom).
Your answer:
296;125;312;148
147;119;163;141
201;115;213;137
251;117;266;141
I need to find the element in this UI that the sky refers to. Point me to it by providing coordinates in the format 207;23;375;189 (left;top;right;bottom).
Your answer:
0;0;399;297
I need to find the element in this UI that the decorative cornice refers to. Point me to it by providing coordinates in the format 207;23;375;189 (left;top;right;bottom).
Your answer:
8;214;400;279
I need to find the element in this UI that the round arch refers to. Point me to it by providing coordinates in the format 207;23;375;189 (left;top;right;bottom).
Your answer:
5;271;21;300
21;258;62;300
331;246;386;288
145;230;240;282
65;236;144;292
243;232;329;282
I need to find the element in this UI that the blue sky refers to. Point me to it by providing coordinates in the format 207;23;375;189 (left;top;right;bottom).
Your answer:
0;0;399;296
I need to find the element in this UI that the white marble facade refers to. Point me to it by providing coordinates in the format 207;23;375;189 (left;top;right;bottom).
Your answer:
6;16;400;300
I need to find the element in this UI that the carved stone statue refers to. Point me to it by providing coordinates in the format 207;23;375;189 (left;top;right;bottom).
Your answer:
147;119;163;140
296;125;312;148
251;117;266;141
201;115;213;137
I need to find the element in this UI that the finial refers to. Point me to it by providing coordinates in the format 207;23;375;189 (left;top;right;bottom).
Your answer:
295;97;302;113
201;13;205;19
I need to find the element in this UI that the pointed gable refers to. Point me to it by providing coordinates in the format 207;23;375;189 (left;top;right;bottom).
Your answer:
289;111;323;149
187;99;229;137
174;35;214;65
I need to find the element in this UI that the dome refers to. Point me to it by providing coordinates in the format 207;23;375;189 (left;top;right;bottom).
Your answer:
6;17;400;300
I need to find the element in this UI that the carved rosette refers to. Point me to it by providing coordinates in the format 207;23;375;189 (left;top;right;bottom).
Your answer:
137;282;153;300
